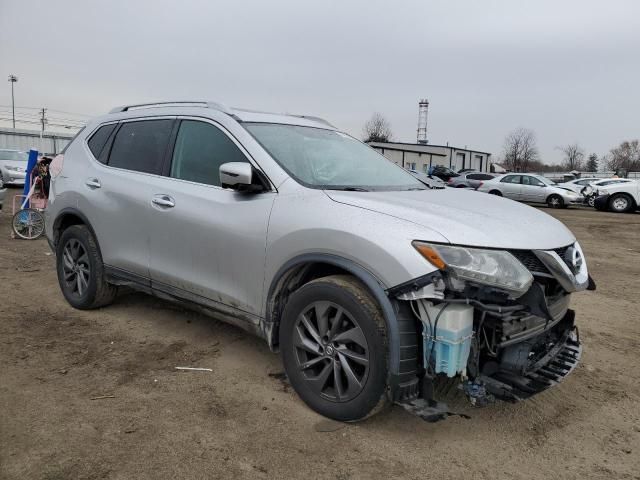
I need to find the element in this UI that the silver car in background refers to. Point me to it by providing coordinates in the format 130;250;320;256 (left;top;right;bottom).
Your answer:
477;173;581;208
0;149;28;186
45;101;592;422
448;171;496;189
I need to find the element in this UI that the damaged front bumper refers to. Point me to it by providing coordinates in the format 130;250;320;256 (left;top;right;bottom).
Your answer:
474;309;581;403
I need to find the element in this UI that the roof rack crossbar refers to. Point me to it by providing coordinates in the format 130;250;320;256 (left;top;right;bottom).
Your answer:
108;101;232;115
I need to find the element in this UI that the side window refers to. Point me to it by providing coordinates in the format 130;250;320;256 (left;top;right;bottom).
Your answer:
170;120;248;186
501;175;521;184
467;173;482;180
522;176;532;185
529;177;545;186
108;119;173;174
87;124;117;162
479;174;494;180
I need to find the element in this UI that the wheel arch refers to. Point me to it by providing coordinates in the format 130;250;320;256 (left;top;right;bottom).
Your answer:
51;208;100;250
265;253;403;386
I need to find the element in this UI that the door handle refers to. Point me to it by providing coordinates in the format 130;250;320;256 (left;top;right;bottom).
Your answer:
152;194;175;208
85;178;101;189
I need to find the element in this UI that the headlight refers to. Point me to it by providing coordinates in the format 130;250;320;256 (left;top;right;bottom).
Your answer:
413;241;533;296
5;166;24;172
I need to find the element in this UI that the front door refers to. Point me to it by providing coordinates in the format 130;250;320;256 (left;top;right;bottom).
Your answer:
148;118;276;318
521;175;547;202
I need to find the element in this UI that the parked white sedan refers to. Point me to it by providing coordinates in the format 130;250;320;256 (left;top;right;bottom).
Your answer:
477;173;581;208
557;177;600;194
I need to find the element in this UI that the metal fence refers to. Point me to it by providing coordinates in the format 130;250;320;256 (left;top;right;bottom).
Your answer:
535;171;640;180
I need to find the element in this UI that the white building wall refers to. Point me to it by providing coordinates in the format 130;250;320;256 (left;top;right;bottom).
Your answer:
0;128;75;154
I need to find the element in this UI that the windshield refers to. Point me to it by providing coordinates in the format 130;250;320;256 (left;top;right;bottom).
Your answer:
0;150;28;162
244;123;426;191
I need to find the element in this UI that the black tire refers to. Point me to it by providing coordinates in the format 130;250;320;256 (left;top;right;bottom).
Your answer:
547;194;564;208
489;190;502;196
609;193;634;213
280;275;389;421
56;225;117;309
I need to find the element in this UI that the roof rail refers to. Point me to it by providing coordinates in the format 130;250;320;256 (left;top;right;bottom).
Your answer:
291;115;335;128
108;101;232;115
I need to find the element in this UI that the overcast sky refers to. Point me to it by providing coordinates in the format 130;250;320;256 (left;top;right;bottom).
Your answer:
1;0;638;163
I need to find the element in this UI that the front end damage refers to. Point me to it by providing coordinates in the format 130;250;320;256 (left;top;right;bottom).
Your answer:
389;242;594;422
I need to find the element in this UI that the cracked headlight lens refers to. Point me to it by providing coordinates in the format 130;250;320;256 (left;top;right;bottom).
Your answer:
413;241;533;296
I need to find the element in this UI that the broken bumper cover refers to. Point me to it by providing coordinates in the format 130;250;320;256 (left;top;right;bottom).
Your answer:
479;310;581;402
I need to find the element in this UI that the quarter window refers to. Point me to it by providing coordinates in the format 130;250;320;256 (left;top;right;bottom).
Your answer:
170;120;248;186
87;124;117;162
108;120;173;174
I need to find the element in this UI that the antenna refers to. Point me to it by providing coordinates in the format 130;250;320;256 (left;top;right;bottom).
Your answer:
417;98;429;144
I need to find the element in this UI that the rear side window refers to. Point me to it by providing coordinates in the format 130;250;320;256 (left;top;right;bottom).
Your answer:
108;120;173;174
87;124;117;162
169;120;248;186
501;175;521;184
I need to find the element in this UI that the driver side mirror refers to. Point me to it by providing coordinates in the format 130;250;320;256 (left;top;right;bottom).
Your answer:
220;162;265;193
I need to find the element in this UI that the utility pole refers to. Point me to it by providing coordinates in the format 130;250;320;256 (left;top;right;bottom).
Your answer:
8;75;18;128
40;108;47;139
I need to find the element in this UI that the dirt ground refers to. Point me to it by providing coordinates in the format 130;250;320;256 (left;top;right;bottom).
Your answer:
1;189;639;480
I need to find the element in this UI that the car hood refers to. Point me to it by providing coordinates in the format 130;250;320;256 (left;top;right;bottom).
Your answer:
325;188;575;250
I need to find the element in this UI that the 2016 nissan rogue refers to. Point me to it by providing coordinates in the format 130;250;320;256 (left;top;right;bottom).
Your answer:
45;101;595;422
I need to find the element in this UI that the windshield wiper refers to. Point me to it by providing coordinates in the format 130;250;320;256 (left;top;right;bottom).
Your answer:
327;186;370;192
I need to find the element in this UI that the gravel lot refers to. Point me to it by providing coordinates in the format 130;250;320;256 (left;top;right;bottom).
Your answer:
1;189;639;480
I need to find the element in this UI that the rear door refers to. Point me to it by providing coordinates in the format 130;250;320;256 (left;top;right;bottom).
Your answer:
499;175;522;199
148;118;276;318
79;118;174;281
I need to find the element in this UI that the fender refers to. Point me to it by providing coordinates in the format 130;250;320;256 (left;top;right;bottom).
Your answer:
266;253;402;382
50;207;100;249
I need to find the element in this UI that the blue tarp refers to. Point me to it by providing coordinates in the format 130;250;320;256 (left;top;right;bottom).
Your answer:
22;149;38;208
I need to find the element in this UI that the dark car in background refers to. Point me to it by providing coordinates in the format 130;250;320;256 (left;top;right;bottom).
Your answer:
429;165;459;182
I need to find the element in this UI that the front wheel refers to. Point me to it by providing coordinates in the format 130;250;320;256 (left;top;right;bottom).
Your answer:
587;195;596;207
547;194;564;208
280;275;389;421
489;190;502;196
609;193;633;213
56;225;117;309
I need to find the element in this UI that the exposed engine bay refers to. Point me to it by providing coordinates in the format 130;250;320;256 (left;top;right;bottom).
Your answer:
392;249;592;422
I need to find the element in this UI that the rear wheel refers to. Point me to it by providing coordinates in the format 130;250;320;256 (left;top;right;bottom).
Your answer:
280;275;389;421
56;225;117;309
587;195;596;207
609;193;633;213
547;194;564;208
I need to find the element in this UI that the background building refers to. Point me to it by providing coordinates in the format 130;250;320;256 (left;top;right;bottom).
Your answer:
0;127;74;154
368;141;492;173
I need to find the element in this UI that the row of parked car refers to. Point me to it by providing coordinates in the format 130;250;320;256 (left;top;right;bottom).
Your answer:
408;165;639;213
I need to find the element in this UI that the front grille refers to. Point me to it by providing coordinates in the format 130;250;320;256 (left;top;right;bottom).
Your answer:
509;245;573;276
509;250;549;274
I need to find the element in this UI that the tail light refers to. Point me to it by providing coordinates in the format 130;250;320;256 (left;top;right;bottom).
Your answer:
477;182;484;189
447;178;454;184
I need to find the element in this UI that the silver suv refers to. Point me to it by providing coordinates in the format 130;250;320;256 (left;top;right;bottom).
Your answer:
45;101;594;422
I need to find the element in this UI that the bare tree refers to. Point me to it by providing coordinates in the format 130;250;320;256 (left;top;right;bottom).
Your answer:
558;143;585;171
502;128;539;172
363;113;393;143
607;140;640;172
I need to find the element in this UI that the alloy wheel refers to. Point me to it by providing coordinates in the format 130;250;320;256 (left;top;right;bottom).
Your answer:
62;239;90;297
293;301;369;402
